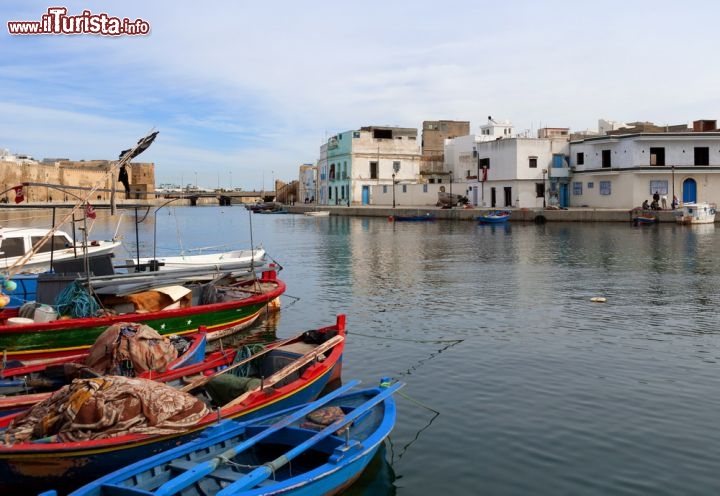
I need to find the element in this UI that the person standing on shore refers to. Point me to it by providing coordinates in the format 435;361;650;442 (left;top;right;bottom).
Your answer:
661;195;668;209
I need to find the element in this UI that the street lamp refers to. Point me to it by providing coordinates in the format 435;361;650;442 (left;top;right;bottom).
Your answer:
392;173;396;208
542;168;548;208
449;171;453;205
671;165;675;206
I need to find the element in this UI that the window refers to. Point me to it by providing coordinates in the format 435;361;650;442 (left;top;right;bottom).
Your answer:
695;147;709;166
369;161;378;179
573;182;583;195
478;158;490;169
529;156;538;168
587;182;594;189
649;147;665;166
383;185;387;193
0;237;24;257
601;150;611;168
393;161;400;173
576;152;584;165
649;180;668;195
423;184;428;193
353;131;360;138
536;183;544;198
599;181;611;195
402;185;407;193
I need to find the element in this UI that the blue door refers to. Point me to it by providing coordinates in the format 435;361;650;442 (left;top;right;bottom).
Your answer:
362;185;369;205
559;183;569;208
682;179;697;203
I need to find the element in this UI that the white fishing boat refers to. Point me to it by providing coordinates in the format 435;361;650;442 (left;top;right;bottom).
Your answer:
675;202;716;225
125;247;267;274
0;227;121;273
304;210;330;217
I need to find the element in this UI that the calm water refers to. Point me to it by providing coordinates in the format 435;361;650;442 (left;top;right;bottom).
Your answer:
6;206;720;495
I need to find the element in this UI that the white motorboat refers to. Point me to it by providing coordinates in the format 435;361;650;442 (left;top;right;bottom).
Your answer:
304;210;330;217
675;202;716;225
125;247;267;274
0;227;121;273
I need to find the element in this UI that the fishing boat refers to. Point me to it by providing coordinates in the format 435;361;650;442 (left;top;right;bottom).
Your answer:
0;268;285;361
388;213;435;222
0;323;208;405
0;314;347;495
632;213;658;226
675;202;716;225
304;210;330;217
477;210;511;223
0;227;120;273
125;247;267;275
56;377;402;496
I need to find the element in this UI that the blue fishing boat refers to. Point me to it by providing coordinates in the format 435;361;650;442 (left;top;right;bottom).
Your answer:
388;213;435;222
632;214;658;226
45;378;402;496
477;210;511;223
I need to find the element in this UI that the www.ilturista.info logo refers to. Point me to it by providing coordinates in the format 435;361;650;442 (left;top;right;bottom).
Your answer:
7;7;150;36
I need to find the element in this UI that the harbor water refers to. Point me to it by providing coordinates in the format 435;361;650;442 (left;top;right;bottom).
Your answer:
5;206;720;495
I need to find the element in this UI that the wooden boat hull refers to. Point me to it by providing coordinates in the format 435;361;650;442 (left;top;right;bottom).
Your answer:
62;378;399;496
0;316;346;495
0;271;286;361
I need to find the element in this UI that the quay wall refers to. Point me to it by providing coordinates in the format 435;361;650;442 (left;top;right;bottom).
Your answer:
0;199;690;223
284;205;686;223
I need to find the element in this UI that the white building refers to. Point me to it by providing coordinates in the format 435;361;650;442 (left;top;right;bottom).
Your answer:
447;119;571;208
569;120;720;208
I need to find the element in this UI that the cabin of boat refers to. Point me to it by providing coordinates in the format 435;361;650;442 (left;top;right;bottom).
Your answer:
0;227;120;273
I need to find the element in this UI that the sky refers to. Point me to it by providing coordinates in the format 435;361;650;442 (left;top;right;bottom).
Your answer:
1;1;719;191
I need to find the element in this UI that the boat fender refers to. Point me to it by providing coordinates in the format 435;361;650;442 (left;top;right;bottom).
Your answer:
590;297;607;303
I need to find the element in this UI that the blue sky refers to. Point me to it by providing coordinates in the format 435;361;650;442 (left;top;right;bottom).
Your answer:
2;1;718;190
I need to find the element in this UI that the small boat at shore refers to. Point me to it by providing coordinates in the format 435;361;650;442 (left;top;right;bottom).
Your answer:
54;377;401;496
388;213;435;222
632;212;658;226
477;210;511;223
675;202;716;224
304;210;330;217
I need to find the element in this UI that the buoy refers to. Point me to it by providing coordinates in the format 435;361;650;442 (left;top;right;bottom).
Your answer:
590;297;607;303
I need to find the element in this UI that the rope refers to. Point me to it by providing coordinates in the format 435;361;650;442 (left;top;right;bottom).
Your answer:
54;280;99;318
349;331;464;345
230;343;265;378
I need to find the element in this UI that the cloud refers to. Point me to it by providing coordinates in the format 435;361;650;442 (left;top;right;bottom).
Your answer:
2;1;720;189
